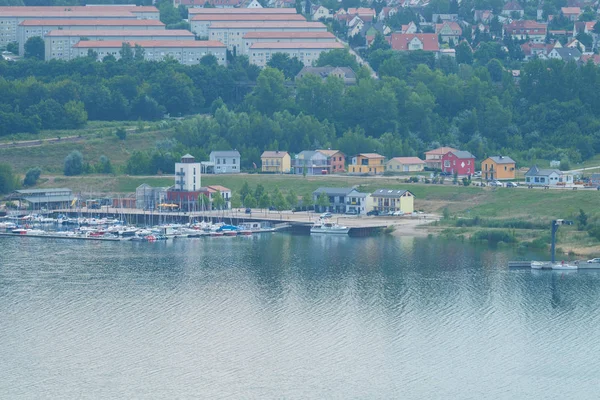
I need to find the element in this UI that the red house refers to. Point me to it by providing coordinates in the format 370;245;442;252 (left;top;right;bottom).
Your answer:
441;150;476;176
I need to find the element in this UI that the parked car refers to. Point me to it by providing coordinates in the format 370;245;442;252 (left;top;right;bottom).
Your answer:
473;171;482;178
489;180;503;187
245;208;252;214
345;209;358;215
506;182;518;187
440;171;452;176
320;212;332;218
269;206;276;211
392;210;405;216
367;210;380;216
587;258;600;263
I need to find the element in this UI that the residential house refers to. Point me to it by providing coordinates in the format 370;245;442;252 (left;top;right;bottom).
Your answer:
206;185;232;209
579;53;600;64
349;153;385;175
521;41;552;60
209;150;241;174
401;21;418;34
388;33;440;52
379;6;398;21
504;20;547;43
435;21;462;43
565;38;586;52
370;189;415;214
311;5;332;20
249;42;344;67
561;7;581;21
524;165;573;186
474;9;493;23
261;150;291;173
295;66;356;84
386;157;426;172
424;146;457;169
312;187;367;214
573;20;596;36
240;0;262;8
317;149;346;173
431;13;458;22
548;46;582;61
501;1;524;17
481;156;516;180
292;150;329;175
441;150;476;176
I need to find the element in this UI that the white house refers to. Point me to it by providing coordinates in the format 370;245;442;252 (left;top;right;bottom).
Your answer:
209;150;241;174
174;154;202;192
524;165;573;186
311;5;332;20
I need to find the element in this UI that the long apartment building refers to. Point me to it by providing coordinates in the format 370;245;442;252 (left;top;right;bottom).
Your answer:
45;29;194;61
188;7;297;16
0;5;158;48
190;13;306;38
249;42;344;67
241;31;336;55
208;21;327;53
73;40;227;66
18;19;165;55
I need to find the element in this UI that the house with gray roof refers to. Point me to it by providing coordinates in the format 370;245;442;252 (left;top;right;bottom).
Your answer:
292;150;328;175
525;165;573;186
209;150;241;174
548;47;582;62
295;66;357;85
5;188;73;210
313;187;368;214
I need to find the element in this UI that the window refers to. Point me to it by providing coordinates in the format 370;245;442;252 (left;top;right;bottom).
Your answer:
233;158;236;164
444;160;450;167
217;159;220;165
222;158;226;164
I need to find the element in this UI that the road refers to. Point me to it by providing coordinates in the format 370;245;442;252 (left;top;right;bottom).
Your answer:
0;127;146;149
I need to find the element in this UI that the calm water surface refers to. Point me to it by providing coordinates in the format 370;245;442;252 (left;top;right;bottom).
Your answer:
1;234;600;399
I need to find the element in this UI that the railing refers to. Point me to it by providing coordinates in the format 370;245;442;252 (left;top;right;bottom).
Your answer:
175;180;185;185
175;172;185;176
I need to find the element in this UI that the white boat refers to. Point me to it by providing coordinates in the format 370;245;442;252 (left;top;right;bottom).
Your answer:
238;221;275;233
310;220;350;235
551;263;578;270
0;221;17;229
531;261;546;269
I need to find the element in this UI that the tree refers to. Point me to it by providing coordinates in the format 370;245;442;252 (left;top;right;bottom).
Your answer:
577;209;588;230
24;36;44;60
0;163;18;194
272;188;289;211
254;183;265;200
116;127;127;140
315;49;359;71
286;189;298;208
317;191;329;211
576;33;593;51
243;193;257;208
487;58;504;82
159;0;182;25
231;193;242;209
455;41;473;65
267;53;304;79
240;182;251;201
120;43;134;63
6;41;18;55
24;167;41;186
259;193;271;210
63;100;88;128
134;44;145;62
96;155;113;174
370;33;391;52
594;21;600;35
212;190;226;210
64;150;84;176
245;67;290;115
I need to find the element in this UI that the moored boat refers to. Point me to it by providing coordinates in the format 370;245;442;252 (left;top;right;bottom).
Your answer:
310;219;350;235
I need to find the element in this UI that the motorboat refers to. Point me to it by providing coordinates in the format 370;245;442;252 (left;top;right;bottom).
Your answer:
310;219;350;235
551;262;578;270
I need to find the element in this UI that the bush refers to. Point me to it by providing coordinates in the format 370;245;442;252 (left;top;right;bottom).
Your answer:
64;150;83;176
115;127;127;141
470;229;517;244
24;167;41;186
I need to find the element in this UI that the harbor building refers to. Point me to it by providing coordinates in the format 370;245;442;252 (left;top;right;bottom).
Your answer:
208;21;327;52
174;154;202;192
249;42;344;67
73;40;227;66
45;29;194;61
17;19;165;55
5;188;74;210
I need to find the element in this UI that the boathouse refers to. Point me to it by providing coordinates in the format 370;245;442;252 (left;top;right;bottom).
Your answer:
5;188;74;210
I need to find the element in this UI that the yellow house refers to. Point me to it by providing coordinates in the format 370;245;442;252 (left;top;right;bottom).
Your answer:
349;153;385;175
370;189;414;214
481;156;516;180
386;157;426;172
261;150;291;173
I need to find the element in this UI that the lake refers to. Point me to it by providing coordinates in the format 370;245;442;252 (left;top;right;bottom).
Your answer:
1;234;600;399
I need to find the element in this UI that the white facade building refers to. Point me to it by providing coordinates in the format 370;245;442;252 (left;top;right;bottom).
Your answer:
188;7;297;16
209;150;241;174
208;21;327;52
190;13;305;38
241;31;336;55
18;19;165;55
175;154;202;192
45;29;193;61
0;5;158;48
249;41;344;67
72;40;227;65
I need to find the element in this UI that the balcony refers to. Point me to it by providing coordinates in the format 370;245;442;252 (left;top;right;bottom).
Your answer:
175;180;185;185
175;171;185;176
